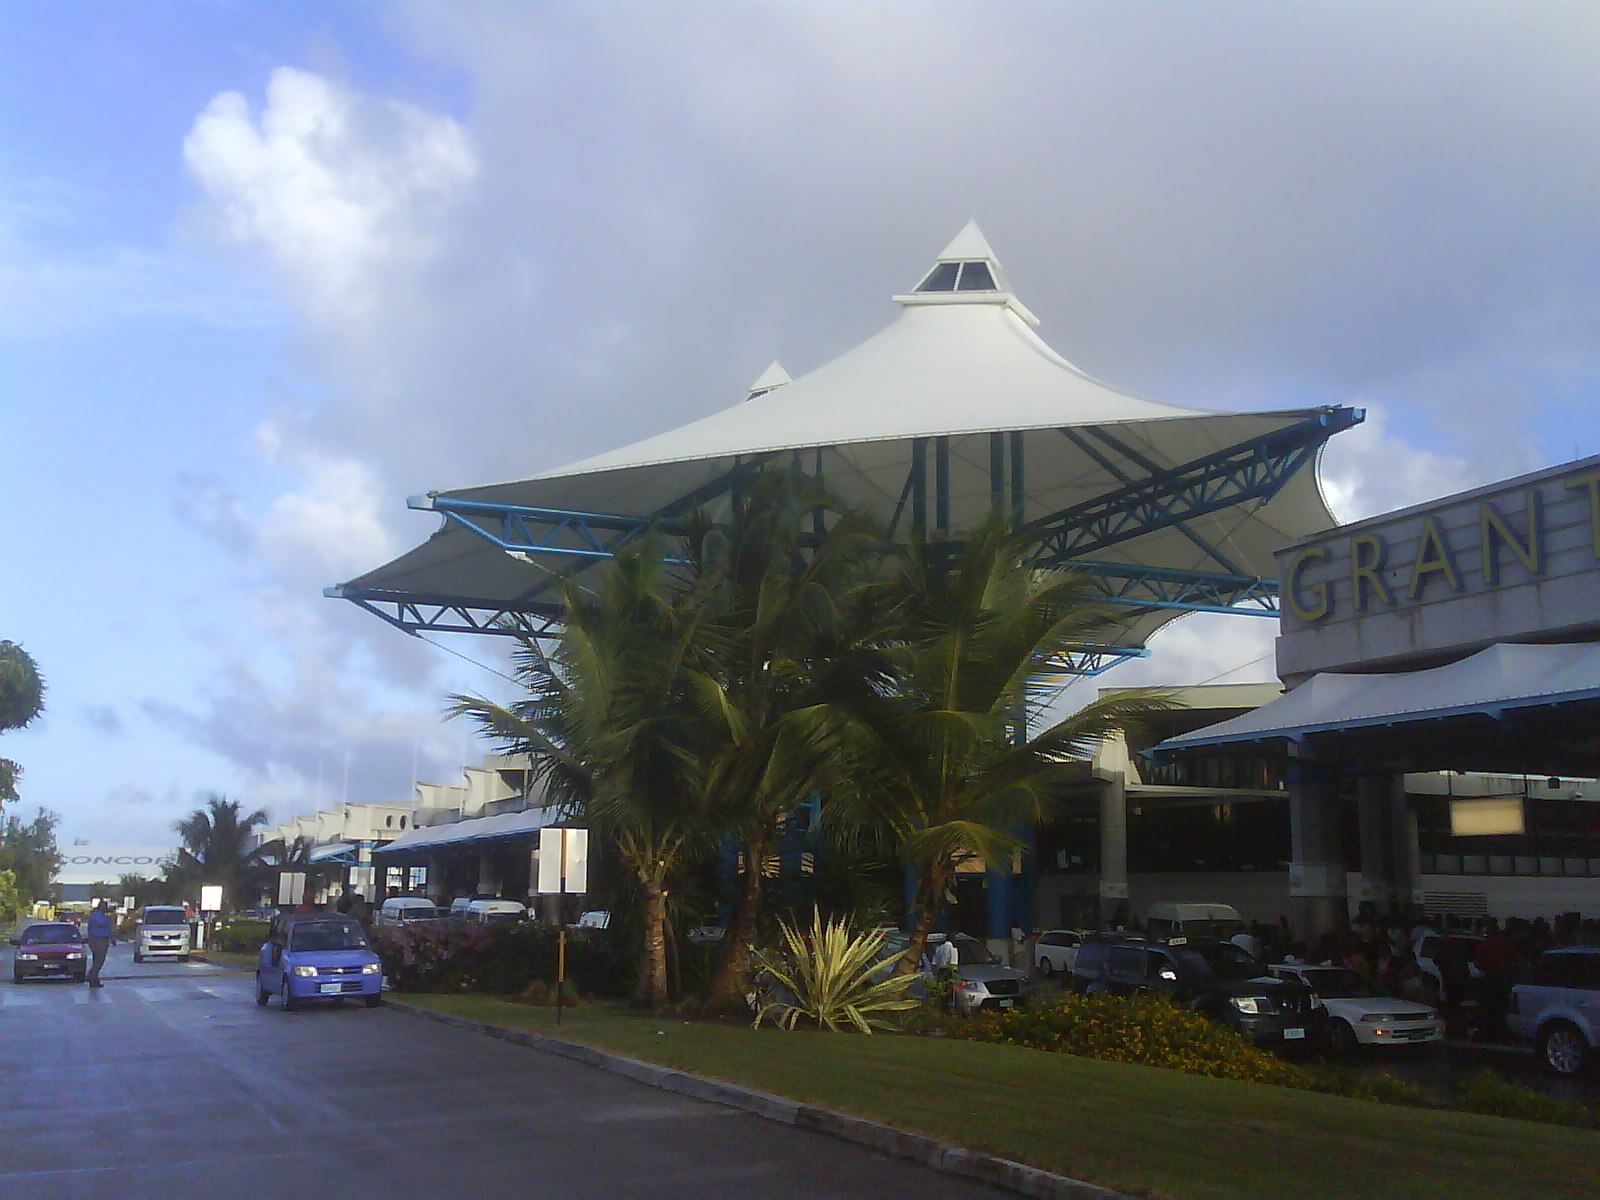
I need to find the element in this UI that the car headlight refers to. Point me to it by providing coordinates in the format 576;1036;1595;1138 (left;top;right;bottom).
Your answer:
292;965;319;977
66;951;85;960
1229;996;1263;1014
361;962;381;975
16;952;37;961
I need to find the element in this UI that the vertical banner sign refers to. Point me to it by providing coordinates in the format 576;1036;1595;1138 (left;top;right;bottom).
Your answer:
538;828;588;1025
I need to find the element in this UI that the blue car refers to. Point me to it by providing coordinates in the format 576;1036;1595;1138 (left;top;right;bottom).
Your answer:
256;915;383;1011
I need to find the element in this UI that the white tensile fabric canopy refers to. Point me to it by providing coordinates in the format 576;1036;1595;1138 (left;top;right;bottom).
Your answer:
338;224;1355;652
1155;642;1600;751
373;807;560;856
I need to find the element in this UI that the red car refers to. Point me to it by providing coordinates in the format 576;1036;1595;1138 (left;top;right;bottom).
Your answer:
10;921;90;983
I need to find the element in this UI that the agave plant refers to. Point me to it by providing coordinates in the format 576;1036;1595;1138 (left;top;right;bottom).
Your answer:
750;909;919;1033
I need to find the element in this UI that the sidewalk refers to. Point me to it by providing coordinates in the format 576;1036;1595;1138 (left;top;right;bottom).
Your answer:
383;997;1130;1200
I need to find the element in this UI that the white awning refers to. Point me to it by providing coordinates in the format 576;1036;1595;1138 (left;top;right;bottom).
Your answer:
372;807;561;856
1156;642;1600;751
308;842;357;864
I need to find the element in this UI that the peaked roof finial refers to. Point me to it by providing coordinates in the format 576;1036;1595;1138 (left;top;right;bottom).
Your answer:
744;360;792;401
895;221;1036;324
937;219;996;264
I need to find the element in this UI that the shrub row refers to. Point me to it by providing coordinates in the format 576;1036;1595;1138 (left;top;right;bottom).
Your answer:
371;922;633;998
948;993;1596;1130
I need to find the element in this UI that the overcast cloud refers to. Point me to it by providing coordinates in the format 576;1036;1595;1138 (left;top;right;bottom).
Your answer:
7;2;1599;844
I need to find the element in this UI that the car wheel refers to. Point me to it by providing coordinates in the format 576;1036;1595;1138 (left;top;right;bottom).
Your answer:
280;977;299;1012
1329;1019;1359;1058
11;971;22;985
364;994;382;1008
1037;957;1054;978
133;951;143;964
1537;1021;1591;1077
179;955;190;963
255;974;270;1006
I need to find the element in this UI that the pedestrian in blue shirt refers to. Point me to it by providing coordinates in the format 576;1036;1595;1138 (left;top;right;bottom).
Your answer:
86;900;115;987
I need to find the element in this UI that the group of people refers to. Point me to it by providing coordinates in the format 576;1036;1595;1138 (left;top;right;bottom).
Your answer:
1243;909;1599;1040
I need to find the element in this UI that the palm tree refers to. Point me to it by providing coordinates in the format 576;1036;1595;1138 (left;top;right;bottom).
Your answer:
681;472;896;1011
169;796;272;912
451;540;717;1006
824;517;1174;975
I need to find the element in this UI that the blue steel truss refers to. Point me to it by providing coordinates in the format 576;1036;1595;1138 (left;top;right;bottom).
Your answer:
1026;408;1360;562
332;407;1360;672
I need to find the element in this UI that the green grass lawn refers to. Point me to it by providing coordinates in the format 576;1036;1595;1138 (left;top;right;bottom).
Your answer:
396;993;1597;1200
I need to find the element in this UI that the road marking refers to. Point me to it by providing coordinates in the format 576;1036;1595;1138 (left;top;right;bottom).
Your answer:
0;991;44;1007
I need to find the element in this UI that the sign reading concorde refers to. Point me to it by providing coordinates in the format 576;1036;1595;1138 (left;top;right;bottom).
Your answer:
1275;454;1600;686
54;846;175;886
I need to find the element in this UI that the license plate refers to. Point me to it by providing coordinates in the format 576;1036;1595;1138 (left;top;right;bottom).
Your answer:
318;983;343;994
997;998;1014;1009
41;963;61;971
1282;1027;1306;1039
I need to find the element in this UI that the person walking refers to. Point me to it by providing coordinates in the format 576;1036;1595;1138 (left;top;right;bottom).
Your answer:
86;900;116;988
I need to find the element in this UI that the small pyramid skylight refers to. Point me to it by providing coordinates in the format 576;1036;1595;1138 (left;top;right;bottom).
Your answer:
894;220;1037;324
744;360;792;402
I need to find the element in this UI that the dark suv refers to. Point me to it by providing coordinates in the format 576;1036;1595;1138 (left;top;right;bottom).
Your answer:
1072;934;1326;1051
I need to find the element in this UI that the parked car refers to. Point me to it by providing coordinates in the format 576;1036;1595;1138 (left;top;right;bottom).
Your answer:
1073;933;1325;1051
877;931;1035;1014
1033;929;1083;977
10;921;89;983
134;905;192;963
451;898;525;926
1411;932;1484;1005
1269;964;1441;1055
1143;902;1247;941
1507;946;1600;1077
256;915;383;1011
375;897;442;929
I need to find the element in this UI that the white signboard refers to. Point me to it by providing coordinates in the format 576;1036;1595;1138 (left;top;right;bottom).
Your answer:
200;885;224;913
537;828;588;895
278;871;307;906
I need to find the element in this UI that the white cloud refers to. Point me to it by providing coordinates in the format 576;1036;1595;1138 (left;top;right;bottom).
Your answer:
183;67;477;328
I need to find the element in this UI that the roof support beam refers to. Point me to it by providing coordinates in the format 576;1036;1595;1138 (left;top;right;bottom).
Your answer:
1030;407;1361;562
1071;562;1280;617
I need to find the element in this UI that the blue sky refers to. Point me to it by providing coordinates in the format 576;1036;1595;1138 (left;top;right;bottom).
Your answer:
4;1;1598;848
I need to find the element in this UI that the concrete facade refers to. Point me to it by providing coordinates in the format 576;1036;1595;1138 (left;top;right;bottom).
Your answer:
1276;454;1600;685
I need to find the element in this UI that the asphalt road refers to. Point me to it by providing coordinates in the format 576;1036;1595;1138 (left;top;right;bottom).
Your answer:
0;942;1008;1200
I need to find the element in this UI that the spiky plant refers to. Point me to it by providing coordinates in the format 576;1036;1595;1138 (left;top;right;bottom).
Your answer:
750;909;918;1033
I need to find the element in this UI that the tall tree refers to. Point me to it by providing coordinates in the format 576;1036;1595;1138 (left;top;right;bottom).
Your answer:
0;807;62;908
451;541;717;1006
169;796;271;912
825;518;1174;975
0;641;46;807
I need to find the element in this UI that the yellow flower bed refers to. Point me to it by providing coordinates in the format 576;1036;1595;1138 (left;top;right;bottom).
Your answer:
948;992;1306;1085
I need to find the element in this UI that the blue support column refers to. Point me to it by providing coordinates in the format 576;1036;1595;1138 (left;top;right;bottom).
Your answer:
985;865;1012;942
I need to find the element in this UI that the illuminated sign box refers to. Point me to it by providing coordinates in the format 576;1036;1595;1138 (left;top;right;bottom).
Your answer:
1449;797;1526;837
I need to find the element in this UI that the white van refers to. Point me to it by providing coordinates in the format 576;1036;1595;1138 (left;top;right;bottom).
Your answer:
456;899;525;926
1144;902;1247;941
375;897;442;929
135;905;193;963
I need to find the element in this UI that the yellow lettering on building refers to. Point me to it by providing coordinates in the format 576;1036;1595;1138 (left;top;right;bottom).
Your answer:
1406;516;1462;601
1350;534;1393;611
1568;469;1600;561
1479;491;1544;585
1286;545;1331;622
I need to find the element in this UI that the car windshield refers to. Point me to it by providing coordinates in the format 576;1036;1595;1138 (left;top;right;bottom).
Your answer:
399;906;439;922
1177;942;1262;979
483;912;520;924
1292;967;1376;998
21;924;81;944
954;938;1000;966
290;922;368;952
143;910;187;925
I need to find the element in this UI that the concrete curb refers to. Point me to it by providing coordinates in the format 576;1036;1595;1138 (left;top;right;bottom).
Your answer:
385;999;1130;1200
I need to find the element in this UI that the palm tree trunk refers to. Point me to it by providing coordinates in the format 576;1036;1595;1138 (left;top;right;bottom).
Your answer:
898;865;948;976
705;829;767;1012
639;873;669;1006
